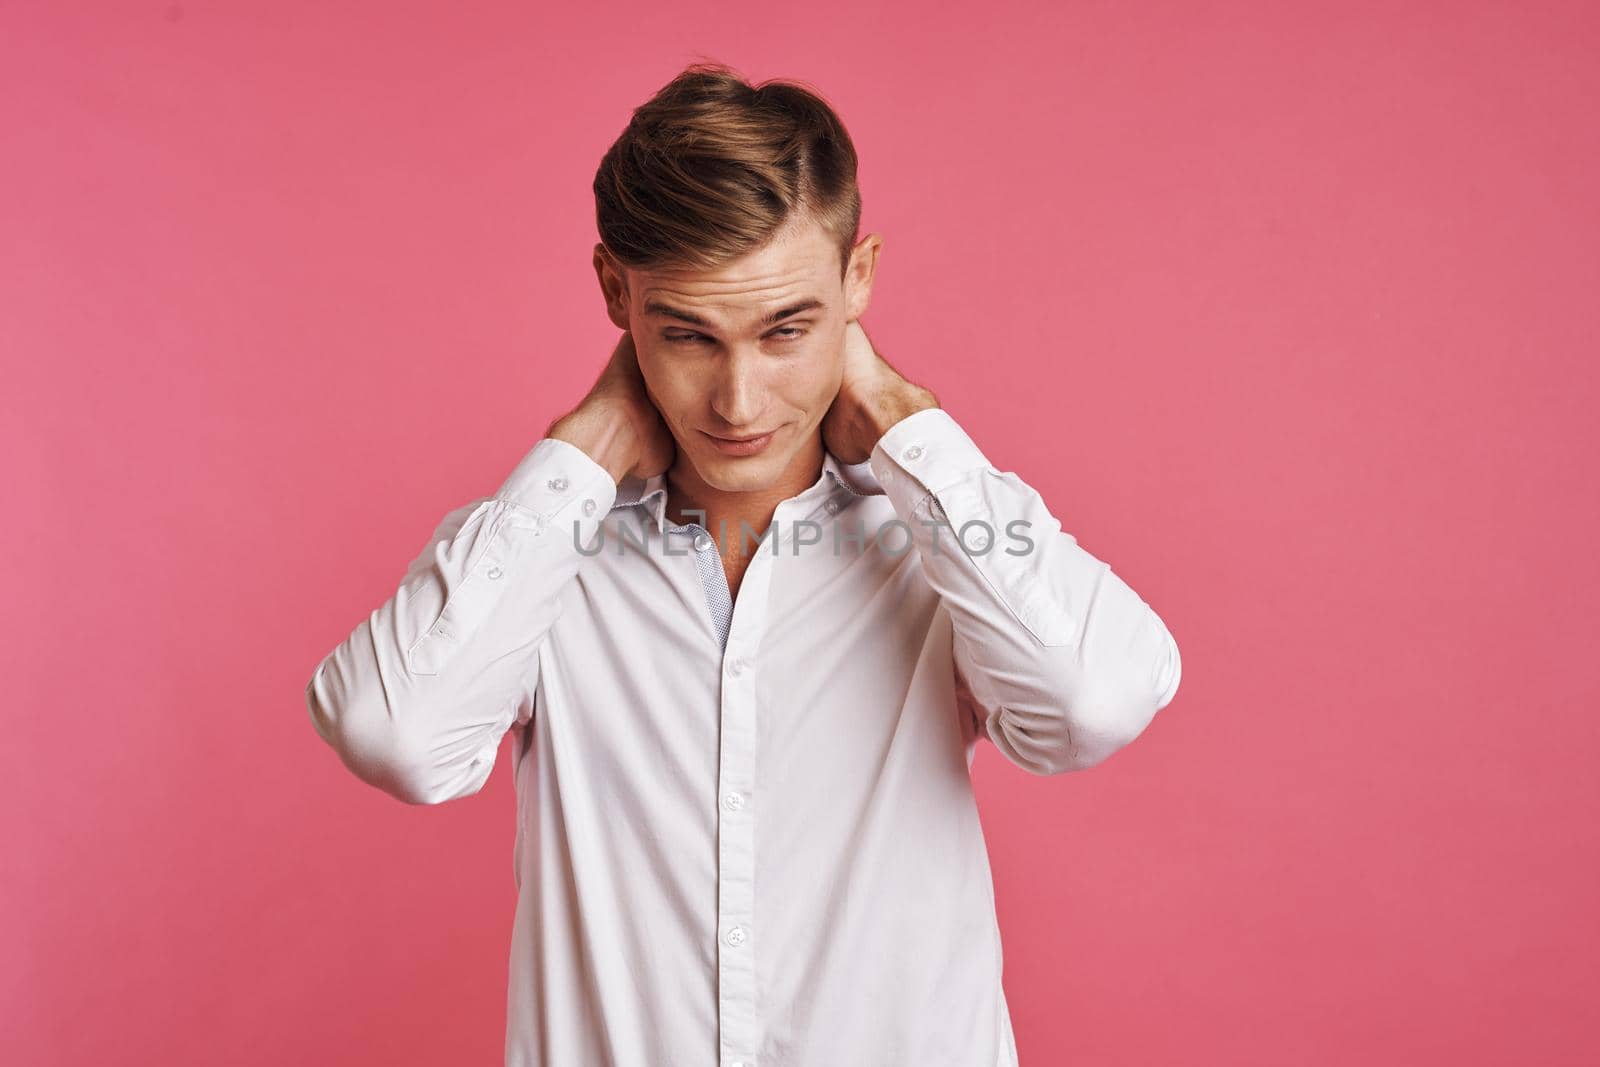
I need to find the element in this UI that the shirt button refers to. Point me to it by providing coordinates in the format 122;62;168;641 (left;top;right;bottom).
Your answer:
727;656;747;677
582;498;597;515
823;497;841;514
486;565;503;580
694;535;714;552
902;443;924;461
723;791;744;811
724;925;747;947
548;475;569;492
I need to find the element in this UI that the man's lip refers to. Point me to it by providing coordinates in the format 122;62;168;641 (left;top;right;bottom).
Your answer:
706;430;776;442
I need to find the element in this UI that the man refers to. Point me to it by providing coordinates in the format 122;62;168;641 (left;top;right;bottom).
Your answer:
306;62;1181;1067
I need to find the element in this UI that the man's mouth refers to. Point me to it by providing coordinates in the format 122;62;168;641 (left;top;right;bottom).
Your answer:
704;428;778;455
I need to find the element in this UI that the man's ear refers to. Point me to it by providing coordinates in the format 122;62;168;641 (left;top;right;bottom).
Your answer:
843;233;881;321
593;243;630;331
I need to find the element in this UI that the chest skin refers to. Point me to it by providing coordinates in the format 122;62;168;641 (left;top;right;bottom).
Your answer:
721;550;754;602
665;492;784;609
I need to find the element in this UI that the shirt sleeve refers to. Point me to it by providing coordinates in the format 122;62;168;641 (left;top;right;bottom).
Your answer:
867;407;1182;775
304;437;618;804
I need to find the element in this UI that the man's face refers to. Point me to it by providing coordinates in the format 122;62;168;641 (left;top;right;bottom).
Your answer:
597;213;878;493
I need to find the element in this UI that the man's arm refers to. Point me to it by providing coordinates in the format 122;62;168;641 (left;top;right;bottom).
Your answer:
304;332;672;804
867;406;1182;775
824;321;1180;776
304;437;619;804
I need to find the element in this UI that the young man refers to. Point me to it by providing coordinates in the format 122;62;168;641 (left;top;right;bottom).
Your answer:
306;63;1181;1067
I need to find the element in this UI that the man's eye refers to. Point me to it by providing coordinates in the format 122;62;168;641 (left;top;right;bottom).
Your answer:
665;328;806;345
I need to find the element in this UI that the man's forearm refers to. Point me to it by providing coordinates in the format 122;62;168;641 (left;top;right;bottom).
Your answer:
864;384;941;447
548;404;637;486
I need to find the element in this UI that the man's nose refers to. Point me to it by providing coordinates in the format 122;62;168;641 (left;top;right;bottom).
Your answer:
710;349;766;428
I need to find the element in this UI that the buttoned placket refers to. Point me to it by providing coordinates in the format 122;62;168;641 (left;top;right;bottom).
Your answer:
711;517;765;1067
611;467;867;1067
643;511;757;1065
719;487;866;1067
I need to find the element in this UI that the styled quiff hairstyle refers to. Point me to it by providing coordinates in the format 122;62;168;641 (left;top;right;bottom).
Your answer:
593;62;862;282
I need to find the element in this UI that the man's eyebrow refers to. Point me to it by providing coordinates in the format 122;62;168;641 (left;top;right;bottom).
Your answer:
643;299;826;329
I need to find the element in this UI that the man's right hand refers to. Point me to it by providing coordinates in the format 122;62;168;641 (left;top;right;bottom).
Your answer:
546;331;676;486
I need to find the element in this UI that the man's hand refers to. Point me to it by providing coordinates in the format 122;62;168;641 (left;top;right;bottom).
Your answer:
547;331;676;485
821;319;940;464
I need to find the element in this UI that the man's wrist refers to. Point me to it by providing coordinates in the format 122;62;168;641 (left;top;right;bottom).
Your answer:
865;386;941;452
547;405;638;485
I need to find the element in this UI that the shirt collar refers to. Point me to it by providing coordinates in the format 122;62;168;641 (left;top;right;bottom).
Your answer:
609;446;884;535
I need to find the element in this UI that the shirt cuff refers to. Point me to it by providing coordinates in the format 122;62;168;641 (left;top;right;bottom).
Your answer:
868;407;996;506
493;436;620;522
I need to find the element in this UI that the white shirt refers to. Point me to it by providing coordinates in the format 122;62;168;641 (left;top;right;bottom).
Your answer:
306;405;1182;1067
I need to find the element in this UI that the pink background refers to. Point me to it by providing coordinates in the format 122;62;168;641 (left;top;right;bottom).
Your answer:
5;2;1597;1064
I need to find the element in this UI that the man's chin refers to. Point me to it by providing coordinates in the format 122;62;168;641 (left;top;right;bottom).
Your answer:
690;443;788;492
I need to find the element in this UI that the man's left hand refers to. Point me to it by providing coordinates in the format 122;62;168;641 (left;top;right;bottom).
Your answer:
821;320;940;464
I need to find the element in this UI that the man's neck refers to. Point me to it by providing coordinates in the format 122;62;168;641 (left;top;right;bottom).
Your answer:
665;433;825;558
